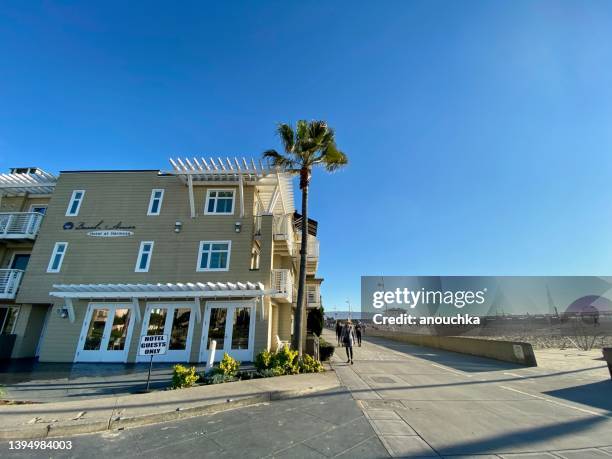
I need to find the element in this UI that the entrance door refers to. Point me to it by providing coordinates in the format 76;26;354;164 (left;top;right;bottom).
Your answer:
137;303;195;362
200;301;256;363
76;303;135;362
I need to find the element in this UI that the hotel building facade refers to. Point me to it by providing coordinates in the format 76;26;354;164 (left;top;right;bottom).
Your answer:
0;158;322;363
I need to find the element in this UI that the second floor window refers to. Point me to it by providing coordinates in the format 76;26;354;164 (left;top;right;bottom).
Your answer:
197;241;231;271
147;189;164;215
66;190;85;216
205;189;234;215
135;241;154;272
47;242;68;273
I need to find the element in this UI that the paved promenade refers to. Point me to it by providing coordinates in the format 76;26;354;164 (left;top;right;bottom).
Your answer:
327;330;612;458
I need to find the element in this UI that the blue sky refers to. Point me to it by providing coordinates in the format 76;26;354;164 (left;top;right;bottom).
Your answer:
1;1;612;311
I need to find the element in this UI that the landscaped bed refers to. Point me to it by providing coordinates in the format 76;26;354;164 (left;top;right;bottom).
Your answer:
171;345;325;389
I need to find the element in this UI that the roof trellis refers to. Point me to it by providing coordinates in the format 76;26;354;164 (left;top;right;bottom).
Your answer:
166;156;294;217
0;170;57;195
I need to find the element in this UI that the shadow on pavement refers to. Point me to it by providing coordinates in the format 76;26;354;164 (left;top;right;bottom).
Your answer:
435;414;609;455
544;380;612;412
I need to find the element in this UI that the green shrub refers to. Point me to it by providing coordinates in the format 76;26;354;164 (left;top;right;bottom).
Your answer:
271;345;299;375
207;373;237;385
307;307;324;336
216;352;240;377
319;338;335;361
253;345;299;376
171;364;200;389
257;368;284;378
254;349;273;371
299;354;323;373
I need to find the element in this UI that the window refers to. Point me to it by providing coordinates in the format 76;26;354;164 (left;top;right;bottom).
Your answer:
204;189;235;215
66;190;85;216
0;306;20;334
47;242;68;273
29;205;47;215
250;245;260;270
147;189;164;216
135;241;154;272
197;241;231;271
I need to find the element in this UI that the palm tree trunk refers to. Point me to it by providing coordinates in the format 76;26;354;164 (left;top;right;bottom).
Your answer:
292;171;309;357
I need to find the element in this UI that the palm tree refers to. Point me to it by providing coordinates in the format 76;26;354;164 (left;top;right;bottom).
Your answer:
264;120;348;357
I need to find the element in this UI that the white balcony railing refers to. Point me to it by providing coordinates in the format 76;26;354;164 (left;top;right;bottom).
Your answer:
273;215;295;255
272;268;294;303
307;285;321;307
0;212;44;239
295;233;320;259
0;269;24;299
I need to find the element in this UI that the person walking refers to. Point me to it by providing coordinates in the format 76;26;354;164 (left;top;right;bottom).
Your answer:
335;320;343;346
355;321;362;347
341;320;356;364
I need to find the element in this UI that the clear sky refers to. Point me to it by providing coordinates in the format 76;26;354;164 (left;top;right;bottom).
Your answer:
1;1;612;312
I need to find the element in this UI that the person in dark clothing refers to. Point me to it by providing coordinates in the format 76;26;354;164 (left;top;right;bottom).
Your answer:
355;322;362;346
335;321;343;346
341;321;357;364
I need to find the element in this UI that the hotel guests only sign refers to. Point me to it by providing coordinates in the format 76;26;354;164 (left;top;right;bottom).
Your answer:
139;334;168;356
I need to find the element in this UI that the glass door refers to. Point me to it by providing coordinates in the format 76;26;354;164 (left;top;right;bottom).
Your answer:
200;301;255;363
76;303;135;362
138;303;195;362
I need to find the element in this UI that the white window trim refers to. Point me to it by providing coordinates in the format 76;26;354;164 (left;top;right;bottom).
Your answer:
135;241;155;272
0;305;20;334
204;189;235;215
29;204;48;214
196;240;231;272
47;242;68;273
147;189;165;216
66;190;85;217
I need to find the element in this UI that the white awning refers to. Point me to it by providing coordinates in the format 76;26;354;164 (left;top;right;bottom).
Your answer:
0;170;57;195
50;281;270;299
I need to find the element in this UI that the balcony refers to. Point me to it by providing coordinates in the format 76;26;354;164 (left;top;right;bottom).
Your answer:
295;233;319;274
0;269;24;299
0;212;44;240
272;215;295;256
306;284;321;308
271;269;294;303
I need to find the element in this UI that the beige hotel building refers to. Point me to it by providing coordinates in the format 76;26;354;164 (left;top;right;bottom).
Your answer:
0;158;322;363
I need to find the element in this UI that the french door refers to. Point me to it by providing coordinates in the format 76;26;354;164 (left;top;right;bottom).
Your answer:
76;303;135;362
200;301;256;363
137;303;195;362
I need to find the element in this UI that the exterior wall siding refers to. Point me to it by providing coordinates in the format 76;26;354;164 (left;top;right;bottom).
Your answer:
17;172;273;304
9;170;311;363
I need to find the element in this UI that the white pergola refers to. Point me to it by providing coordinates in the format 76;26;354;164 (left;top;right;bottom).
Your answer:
166;157;294;218
50;281;272;323
0;169;57;206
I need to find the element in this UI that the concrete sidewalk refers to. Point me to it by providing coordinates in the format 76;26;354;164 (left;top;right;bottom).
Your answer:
327;329;612;458
0;370;340;440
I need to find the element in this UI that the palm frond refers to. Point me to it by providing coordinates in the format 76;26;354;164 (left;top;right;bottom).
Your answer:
321;143;348;172
263;149;297;170
276;123;295;154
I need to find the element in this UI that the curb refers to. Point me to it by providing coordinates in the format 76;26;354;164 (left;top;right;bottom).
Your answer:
0;384;339;441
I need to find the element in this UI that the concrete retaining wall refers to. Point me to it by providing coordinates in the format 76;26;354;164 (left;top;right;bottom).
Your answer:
367;329;538;366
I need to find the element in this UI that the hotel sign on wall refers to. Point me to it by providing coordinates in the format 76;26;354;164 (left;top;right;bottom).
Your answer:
63;221;136;237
